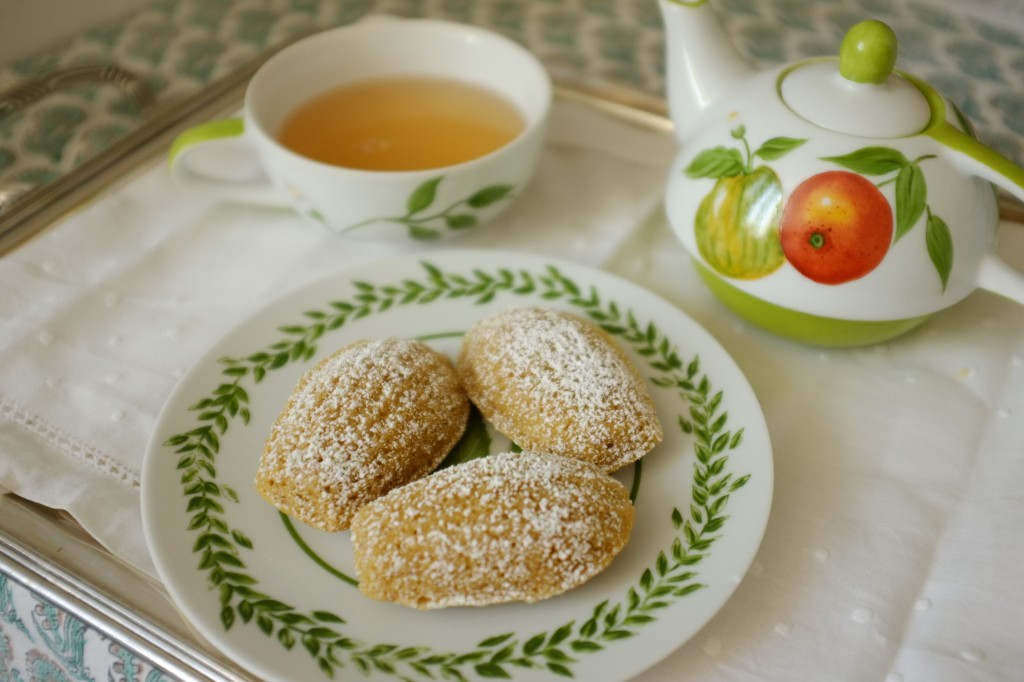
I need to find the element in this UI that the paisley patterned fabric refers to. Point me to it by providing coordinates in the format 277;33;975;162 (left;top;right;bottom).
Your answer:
0;575;171;682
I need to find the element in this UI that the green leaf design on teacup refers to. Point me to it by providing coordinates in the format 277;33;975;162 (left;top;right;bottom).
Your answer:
346;177;515;239
467;184;515;207
407;177;442;214
822;147;952;290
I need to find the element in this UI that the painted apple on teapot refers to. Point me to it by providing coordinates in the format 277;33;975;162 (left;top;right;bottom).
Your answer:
659;0;1024;346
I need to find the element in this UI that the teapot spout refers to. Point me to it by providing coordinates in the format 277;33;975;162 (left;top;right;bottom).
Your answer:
659;0;755;141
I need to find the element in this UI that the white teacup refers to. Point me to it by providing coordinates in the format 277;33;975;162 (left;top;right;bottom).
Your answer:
168;16;551;241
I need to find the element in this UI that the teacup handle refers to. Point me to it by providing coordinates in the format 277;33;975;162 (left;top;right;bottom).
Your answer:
928;120;1024;306
168;117;290;206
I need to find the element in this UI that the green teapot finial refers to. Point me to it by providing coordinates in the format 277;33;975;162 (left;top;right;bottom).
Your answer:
839;20;898;84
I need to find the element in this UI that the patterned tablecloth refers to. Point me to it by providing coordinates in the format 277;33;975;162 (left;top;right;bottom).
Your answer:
1;1;1023;682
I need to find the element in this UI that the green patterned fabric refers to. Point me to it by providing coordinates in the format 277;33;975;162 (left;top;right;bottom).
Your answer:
0;0;1023;199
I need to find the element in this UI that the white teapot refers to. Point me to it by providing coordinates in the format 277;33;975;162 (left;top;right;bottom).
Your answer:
659;0;1024;345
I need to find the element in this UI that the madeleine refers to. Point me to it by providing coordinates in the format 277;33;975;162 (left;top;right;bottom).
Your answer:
457;306;663;471
256;338;468;531
351;451;635;609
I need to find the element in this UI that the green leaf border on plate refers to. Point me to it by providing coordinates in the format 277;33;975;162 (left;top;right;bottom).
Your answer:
162;261;752;680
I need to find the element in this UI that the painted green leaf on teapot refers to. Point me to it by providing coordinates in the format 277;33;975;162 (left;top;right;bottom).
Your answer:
685;147;745;178
925;213;954;290
894;162;927;240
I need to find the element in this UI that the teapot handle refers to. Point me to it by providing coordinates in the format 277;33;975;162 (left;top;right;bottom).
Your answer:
927;120;1024;306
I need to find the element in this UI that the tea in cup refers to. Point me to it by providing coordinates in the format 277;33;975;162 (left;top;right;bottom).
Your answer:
277;76;526;172
168;17;551;241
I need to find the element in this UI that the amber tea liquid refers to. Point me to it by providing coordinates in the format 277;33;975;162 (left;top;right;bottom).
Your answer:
276;77;525;171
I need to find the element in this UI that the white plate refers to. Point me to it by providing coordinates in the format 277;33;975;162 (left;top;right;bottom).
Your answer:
141;249;773;682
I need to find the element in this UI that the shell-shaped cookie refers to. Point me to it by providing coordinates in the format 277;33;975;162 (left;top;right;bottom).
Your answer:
457;306;663;471
256;338;469;531
351;451;635;609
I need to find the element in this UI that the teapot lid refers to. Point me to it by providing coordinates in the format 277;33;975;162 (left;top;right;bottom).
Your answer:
780;20;931;138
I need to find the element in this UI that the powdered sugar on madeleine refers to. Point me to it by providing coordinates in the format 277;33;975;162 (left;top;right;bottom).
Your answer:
256;338;469;531
350;451;635;609
457;306;663;471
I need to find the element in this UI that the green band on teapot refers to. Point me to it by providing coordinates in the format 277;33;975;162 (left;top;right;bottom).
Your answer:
694;261;930;347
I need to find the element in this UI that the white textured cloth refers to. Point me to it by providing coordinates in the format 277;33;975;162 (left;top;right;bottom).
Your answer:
2;86;1024;682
